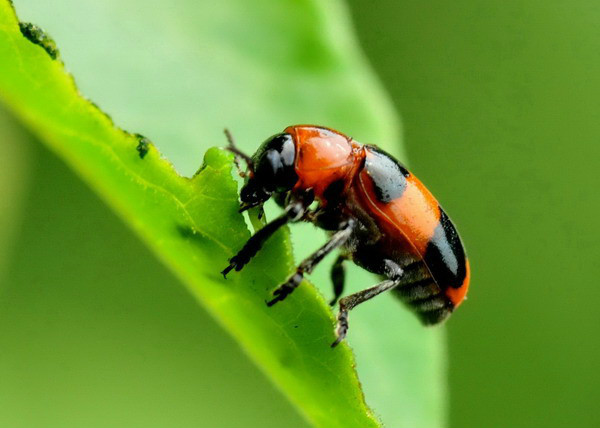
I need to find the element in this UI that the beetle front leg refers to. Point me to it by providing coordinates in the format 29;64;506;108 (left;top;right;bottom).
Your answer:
267;219;355;306
222;197;307;278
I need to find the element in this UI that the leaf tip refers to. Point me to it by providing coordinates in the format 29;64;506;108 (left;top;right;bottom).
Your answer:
204;146;235;168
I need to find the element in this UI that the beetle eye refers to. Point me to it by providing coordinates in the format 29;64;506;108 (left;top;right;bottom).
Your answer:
252;133;297;192
255;150;282;183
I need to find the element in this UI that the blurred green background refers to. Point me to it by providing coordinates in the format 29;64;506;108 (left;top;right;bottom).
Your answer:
0;108;307;428
1;1;599;428
347;1;600;427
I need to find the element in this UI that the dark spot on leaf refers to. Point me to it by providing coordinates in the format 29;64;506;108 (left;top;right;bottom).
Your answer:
19;22;59;60
177;224;197;238
176;224;209;248
135;133;151;159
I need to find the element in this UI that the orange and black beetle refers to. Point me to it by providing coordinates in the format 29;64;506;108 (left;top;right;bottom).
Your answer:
222;125;470;346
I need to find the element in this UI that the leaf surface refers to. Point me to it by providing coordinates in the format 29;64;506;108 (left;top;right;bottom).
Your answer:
0;1;445;427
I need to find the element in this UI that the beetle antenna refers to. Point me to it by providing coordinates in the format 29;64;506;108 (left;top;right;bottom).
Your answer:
224;128;254;175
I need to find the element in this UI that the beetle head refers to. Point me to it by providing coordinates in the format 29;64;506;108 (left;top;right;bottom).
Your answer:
239;133;298;211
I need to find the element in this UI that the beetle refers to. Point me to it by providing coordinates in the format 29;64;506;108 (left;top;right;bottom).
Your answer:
222;125;470;347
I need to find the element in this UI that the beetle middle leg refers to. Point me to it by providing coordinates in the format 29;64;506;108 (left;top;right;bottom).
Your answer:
329;255;347;306
266;219;356;306
331;260;404;347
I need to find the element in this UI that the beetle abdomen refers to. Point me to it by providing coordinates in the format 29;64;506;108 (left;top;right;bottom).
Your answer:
392;262;453;324
353;146;470;314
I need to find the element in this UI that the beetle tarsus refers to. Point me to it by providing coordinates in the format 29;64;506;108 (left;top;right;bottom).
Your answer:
221;263;235;279
331;276;401;346
266;272;304;306
331;308;349;347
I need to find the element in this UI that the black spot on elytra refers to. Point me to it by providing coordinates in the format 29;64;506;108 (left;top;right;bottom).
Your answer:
423;208;467;289
19;22;59;60
363;146;409;203
135;133;151;159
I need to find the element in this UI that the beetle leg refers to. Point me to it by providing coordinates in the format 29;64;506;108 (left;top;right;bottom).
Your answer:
329;255;347;306
331;260;403;347
266;219;356;307
221;197;307;278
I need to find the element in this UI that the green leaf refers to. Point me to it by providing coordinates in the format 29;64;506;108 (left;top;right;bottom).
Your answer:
0;1;445;427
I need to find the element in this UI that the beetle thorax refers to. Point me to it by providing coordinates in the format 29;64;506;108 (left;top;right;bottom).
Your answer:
285;125;363;201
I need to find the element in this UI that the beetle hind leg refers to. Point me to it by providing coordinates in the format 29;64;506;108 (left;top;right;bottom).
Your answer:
331;259;403;347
